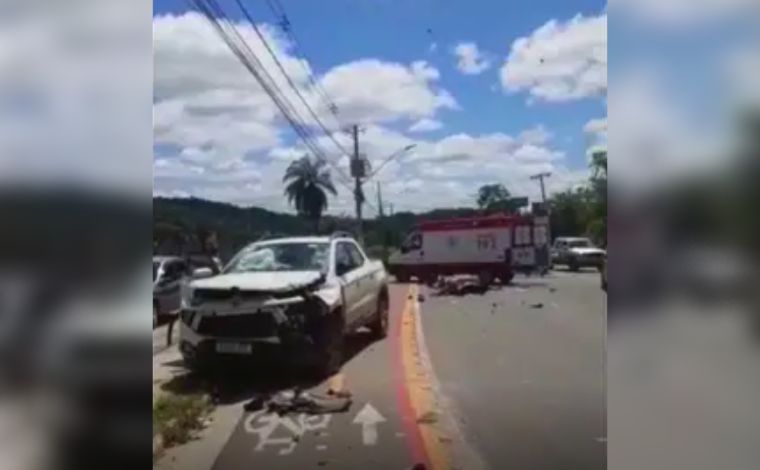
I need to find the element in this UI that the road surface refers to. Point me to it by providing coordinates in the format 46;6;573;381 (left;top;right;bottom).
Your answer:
154;269;606;470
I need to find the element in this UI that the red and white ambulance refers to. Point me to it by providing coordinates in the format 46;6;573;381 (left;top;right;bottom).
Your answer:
387;213;549;285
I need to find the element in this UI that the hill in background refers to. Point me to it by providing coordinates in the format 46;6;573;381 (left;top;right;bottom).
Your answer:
153;197;478;261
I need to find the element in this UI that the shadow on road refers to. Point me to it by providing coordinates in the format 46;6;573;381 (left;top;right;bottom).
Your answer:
159;330;380;406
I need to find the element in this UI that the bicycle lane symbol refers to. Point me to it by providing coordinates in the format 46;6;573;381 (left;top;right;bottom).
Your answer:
244;410;332;456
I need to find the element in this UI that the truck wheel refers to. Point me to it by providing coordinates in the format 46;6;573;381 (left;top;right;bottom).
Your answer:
153;302;159;329
370;294;389;339
396;272;410;283
500;272;514;285
478;270;495;286
313;312;344;376
568;259;580;272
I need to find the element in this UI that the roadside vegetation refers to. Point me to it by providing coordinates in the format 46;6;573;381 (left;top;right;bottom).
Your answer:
153;393;214;459
153;149;609;259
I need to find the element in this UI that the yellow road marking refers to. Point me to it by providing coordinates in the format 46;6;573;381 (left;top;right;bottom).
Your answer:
400;284;451;470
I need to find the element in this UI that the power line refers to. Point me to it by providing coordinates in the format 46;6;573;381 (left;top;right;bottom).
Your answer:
187;0;352;187
263;0;341;121
186;0;377;223
232;0;352;160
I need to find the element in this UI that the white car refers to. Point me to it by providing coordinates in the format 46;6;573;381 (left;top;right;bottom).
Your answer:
178;234;389;375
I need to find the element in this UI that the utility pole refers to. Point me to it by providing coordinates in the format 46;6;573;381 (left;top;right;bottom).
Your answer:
530;171;552;273
530;172;551;203
349;125;365;244
376;181;384;217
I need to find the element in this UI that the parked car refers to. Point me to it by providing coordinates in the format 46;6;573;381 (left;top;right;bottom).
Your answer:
601;256;607;292
178;234;389;375
551;237;606;271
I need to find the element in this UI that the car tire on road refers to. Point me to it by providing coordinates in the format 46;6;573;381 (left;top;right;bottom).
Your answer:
498;270;514;285
370;294;389;339
478;269;495;286
568;259;580;272
153;303;159;329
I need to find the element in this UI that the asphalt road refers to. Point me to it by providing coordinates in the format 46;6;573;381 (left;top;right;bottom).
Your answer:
154;269;606;470
418;270;606;470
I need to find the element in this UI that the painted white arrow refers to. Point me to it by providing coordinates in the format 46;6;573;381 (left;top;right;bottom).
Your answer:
352;403;386;446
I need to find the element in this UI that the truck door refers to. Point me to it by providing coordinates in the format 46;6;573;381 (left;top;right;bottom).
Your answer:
334;242;364;326
512;224;536;269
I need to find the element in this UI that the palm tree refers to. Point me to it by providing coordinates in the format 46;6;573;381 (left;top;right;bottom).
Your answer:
283;156;338;232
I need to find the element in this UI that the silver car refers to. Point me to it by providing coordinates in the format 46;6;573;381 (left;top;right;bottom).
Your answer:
551;237;606;272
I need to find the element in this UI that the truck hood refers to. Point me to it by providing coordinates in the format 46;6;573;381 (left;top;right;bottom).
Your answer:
190;271;324;293
570;247;606;256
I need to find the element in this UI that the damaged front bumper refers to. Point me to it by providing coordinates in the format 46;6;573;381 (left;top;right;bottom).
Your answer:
178;285;340;367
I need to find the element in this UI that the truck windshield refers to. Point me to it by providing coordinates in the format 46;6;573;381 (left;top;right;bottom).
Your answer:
225;242;329;273
568;239;592;248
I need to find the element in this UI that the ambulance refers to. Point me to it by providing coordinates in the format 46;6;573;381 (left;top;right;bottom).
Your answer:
387;213;549;285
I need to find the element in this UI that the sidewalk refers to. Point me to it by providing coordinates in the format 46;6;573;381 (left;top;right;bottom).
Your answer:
152;325;241;470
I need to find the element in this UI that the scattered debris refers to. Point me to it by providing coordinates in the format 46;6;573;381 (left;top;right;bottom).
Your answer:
268;389;352;415
435;275;489;296
417;411;439;424
317;460;328;466
243;394;267;412
529;302;544;309
549;287;557;293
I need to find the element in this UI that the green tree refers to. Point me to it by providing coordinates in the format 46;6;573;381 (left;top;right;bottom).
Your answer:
550;187;593;238
476;183;510;209
283;156;338;232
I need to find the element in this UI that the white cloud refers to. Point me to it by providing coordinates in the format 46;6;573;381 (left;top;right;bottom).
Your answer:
519;125;553;145
408;118;443;133
152;12;585;213
429;42;438;53
584;117;608;144
500;14;607;102
453;42;492;75
321;59;457;124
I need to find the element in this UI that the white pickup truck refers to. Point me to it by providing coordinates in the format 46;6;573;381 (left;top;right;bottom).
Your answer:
178;234;389;375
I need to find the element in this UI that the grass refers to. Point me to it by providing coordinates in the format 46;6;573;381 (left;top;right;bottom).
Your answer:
153;392;214;458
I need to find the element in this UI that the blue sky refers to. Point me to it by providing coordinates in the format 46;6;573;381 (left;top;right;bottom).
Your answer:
153;0;608;214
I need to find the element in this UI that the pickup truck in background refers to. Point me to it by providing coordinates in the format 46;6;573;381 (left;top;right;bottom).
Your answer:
178;234;389;375
551;237;606;271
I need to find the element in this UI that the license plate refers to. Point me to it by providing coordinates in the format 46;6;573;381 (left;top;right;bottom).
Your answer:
215;341;252;354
